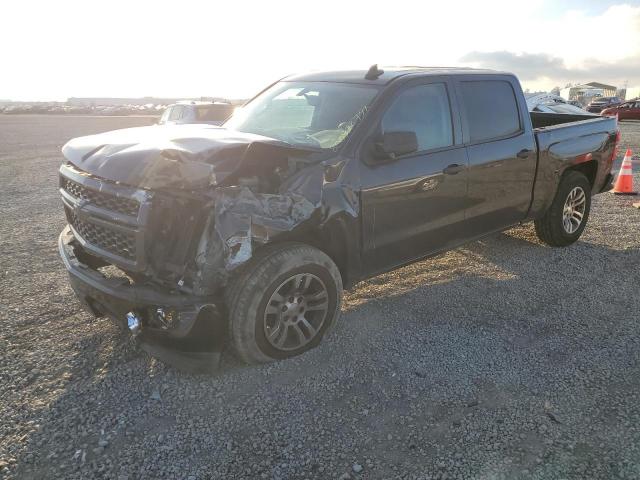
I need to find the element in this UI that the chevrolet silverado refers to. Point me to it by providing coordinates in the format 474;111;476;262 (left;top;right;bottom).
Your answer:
58;66;620;369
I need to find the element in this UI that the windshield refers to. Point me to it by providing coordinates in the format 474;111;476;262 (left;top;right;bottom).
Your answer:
224;82;379;150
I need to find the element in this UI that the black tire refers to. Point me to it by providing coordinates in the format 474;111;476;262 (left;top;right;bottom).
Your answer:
225;243;343;364
534;170;591;247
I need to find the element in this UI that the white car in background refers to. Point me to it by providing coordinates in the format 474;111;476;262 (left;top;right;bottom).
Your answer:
525;93;589;114
159;101;235;126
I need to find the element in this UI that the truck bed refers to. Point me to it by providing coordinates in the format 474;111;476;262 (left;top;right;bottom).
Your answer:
530;111;600;129
528;113;618;217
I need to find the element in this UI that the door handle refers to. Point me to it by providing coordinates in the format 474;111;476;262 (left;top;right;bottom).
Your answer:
443;163;465;175
517;149;533;159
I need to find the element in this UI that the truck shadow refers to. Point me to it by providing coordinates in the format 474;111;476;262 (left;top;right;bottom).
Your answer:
11;223;640;479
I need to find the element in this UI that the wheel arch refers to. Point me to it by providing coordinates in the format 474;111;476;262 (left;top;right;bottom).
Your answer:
241;215;358;289
564;159;598;189
282;217;357;288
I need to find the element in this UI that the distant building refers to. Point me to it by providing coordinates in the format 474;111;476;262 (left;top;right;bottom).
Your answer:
626;86;640;100
584;82;617;97
560;81;618;105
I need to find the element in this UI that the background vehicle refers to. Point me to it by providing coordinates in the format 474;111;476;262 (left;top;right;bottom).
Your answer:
158;101;234;125
586;96;622;113
601;99;640;120
58;67;620;367
525;93;587;114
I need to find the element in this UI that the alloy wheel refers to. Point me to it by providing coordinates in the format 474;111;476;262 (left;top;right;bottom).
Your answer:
562;186;586;234
263;273;329;351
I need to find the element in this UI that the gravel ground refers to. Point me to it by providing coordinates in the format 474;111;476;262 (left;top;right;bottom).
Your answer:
1;115;639;480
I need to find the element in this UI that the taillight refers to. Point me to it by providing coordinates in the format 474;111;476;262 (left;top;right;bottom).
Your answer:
611;129;621;162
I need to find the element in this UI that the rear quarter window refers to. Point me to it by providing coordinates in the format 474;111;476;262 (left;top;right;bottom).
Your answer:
459;80;521;143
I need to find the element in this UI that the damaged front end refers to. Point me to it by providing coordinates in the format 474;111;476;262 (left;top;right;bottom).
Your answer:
58;125;335;371
59;226;226;372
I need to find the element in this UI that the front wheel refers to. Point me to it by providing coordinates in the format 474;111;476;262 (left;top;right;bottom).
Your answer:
226;243;343;364
534;170;591;247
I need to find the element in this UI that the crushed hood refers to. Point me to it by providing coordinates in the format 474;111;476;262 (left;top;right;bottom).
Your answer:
61;124;308;190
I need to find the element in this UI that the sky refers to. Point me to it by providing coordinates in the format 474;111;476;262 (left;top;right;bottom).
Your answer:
1;0;639;101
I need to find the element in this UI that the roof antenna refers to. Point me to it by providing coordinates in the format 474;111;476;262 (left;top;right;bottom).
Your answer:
365;64;384;80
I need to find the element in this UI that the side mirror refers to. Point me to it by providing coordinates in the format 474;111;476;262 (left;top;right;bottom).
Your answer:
372;131;418;161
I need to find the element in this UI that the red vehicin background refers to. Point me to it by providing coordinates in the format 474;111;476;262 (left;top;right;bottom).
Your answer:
601;100;640;120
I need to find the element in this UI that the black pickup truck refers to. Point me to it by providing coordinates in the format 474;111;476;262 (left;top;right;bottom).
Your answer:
58;66;620;368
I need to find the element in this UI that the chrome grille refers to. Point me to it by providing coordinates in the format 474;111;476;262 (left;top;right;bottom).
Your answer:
65;207;137;260
59;164;151;270
61;177;140;217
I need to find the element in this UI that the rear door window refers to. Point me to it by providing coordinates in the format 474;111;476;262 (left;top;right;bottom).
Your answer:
459;80;521;143
382;83;453;152
168;106;183;121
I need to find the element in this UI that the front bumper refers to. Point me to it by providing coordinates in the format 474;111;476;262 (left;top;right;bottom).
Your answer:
59;226;225;372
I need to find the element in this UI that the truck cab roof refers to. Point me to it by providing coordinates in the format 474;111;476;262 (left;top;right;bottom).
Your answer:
284;66;508;84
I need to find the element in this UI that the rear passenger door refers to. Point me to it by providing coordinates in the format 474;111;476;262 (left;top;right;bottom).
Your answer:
454;77;537;234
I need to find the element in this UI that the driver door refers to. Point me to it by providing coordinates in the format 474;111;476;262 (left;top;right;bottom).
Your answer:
359;79;469;275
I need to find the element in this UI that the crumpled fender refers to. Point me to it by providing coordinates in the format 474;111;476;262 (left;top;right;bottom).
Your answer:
191;160;361;294
191;164;326;294
215;186;318;267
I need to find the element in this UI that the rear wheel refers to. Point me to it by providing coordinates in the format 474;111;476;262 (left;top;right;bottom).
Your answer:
226;243;342;364
534;170;591;247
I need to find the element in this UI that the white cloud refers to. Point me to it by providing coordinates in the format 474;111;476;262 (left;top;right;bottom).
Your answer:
547;4;640;66
460;3;640;90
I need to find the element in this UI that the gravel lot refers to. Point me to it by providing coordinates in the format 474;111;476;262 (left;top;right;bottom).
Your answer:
1;115;639;480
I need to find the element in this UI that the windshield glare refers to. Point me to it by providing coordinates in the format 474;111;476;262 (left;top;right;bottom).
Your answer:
224;82;379;150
